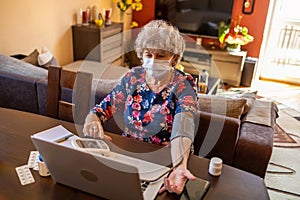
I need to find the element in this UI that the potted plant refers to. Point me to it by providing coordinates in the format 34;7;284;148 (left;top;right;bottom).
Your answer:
218;15;254;52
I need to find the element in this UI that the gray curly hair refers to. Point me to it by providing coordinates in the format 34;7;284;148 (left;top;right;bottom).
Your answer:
135;20;185;66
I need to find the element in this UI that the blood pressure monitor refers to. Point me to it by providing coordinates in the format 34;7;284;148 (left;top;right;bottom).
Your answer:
72;138;110;156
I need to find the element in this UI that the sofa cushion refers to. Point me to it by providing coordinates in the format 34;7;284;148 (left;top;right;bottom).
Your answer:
198;94;247;119
225;92;257;115
194;110;240;165
40;56;58;69
38;47;58;69
242;100;278;127
0;55;48;114
21;49;39;66
0;55;48;80
36;79;48;115
0;70;40;113
239;92;256;115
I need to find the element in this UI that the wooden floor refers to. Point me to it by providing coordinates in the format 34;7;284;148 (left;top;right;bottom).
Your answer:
223;79;300;112
251;80;300;112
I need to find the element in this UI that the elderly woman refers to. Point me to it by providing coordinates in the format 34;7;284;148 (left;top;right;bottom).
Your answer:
83;20;198;194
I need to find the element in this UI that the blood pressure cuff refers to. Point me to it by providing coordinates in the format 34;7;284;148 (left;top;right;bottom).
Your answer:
170;112;195;142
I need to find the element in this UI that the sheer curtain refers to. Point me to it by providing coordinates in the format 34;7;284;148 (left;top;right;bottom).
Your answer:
258;0;300;84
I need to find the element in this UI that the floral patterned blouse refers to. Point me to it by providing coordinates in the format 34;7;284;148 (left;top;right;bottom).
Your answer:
92;66;197;145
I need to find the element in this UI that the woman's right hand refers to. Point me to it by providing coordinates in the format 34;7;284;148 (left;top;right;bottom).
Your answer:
83;113;112;140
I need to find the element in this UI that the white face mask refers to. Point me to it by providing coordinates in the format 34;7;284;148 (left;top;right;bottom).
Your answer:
142;57;172;79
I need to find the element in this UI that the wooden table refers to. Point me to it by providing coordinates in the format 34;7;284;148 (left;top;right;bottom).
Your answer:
0;108;269;200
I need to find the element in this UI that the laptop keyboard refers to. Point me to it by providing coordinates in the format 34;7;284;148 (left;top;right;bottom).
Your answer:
140;180;150;192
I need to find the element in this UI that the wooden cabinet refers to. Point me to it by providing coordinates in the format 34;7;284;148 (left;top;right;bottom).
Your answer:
182;43;247;86
72;23;123;64
211;51;247;86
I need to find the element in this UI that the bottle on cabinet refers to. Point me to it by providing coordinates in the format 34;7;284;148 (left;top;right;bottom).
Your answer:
198;69;209;93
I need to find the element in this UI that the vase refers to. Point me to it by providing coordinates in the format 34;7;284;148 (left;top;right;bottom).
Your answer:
120;8;132;31
120;11;125;23
226;44;241;52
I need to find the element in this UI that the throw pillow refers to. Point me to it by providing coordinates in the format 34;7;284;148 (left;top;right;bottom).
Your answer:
237;92;257;115
21;49;39;66
198;94;247;119
226;92;257;115
38;47;58;69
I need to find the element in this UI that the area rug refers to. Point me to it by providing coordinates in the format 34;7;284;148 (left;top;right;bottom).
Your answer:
265;105;300;200
273;124;296;144
266;147;300;200
273;106;300;148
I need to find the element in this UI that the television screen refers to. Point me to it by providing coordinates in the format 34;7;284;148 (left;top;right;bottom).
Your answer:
155;0;234;38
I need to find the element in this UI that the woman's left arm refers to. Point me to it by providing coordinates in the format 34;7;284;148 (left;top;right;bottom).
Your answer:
158;117;196;194
160;138;196;195
159;73;198;194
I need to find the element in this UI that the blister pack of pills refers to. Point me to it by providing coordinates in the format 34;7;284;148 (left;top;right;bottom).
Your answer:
27;151;39;171
15;165;35;186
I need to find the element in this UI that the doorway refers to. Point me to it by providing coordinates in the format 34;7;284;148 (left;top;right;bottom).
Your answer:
259;0;300;85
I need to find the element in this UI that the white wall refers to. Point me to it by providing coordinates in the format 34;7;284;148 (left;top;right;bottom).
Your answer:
0;0;115;65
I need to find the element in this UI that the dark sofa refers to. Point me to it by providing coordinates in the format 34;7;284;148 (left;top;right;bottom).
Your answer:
0;54;278;178
0;55;128;116
193;100;278;178
0;55;48;115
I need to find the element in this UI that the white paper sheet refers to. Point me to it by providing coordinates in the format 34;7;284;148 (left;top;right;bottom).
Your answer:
31;125;78;148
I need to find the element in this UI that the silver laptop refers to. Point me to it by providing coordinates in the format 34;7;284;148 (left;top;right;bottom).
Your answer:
31;127;171;200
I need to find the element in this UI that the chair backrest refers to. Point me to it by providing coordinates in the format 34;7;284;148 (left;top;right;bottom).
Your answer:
47;65;93;124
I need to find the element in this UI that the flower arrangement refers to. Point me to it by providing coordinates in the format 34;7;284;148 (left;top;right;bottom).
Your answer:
114;0;143;12
218;15;254;51
113;0;143;28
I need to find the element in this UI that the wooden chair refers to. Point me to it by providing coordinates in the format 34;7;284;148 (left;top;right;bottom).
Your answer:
47;65;93;125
